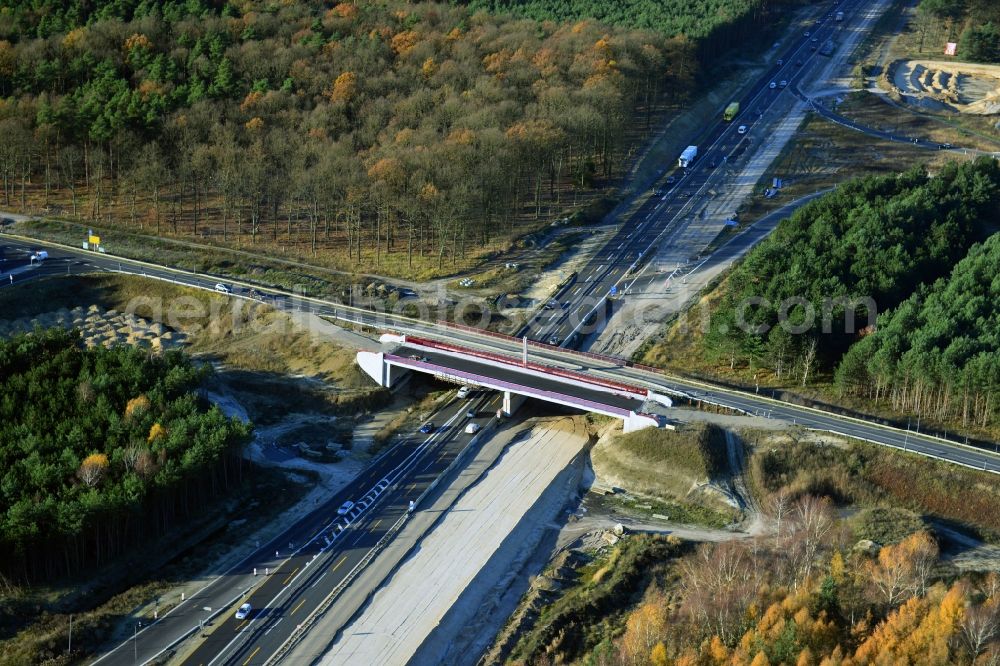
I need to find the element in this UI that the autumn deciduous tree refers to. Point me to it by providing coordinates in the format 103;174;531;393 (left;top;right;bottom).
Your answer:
617;592;668;665
866;531;939;607
124;395;151;419
78;453;109;487
148;422;167;443
328;71;358;104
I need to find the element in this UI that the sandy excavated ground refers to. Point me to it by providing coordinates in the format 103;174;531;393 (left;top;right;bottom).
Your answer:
891;59;1000;114
0;304;185;350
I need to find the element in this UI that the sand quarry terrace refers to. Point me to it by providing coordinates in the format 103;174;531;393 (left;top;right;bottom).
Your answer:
0;305;185;350
890;59;1000;115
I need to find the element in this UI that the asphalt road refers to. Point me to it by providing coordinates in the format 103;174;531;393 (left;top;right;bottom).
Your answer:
518;0;869;348
2;229;997;477
89;390;497;666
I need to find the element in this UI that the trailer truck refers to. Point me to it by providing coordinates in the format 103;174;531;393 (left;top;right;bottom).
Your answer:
678;145;698;168
723;102;740;121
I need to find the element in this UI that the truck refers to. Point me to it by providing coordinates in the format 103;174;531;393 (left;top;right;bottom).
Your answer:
678;145;698;168
30;250;48;263
835;11;844;21
723;102;740;121
820;39;835;56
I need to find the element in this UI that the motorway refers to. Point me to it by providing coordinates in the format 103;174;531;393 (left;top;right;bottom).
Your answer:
520;0;870;348
2;226;998;476
3;227;994;501
86;386;498;666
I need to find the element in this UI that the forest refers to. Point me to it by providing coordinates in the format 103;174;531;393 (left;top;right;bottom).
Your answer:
919;0;1000;62
0;327;251;584
0;0;790;277
568;523;1000;665
697;159;1000;430
835;233;999;432
461;0;800;60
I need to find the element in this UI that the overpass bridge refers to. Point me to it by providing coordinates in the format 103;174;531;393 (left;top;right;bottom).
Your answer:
357;335;671;432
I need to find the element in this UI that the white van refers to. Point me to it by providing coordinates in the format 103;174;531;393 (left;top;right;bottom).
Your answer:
457;386;471;399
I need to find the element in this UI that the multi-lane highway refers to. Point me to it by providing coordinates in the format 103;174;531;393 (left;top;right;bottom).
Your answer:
521;0;867;348
1;230;997;477
88;387;499;666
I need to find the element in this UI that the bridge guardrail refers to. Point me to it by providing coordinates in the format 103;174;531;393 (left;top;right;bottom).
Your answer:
406;336;645;396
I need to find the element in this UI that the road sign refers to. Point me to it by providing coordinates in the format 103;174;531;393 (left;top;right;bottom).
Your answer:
610;285;618;296
89;235;100;246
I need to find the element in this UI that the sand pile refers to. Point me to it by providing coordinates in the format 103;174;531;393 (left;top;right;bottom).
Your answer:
891;59;1000;115
0;305;186;351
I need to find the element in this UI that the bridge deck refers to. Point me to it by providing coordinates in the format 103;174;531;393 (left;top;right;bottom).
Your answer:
392;344;643;413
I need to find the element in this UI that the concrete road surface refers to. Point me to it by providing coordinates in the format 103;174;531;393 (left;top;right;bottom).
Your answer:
319;417;588;665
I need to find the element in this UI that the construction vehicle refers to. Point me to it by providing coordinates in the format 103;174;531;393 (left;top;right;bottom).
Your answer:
723;102;740;121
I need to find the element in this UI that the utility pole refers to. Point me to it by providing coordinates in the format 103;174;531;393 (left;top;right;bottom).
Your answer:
522;335;528;367
67;614;72;655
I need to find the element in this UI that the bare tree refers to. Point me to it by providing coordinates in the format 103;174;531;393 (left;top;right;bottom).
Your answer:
801;337;818;386
787;495;835;583
771;489;791;540
962;600;999;661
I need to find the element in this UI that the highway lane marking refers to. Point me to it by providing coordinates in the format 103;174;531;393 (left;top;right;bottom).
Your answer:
290;598;307;615
371;519;382;530
281;567;299;585
242;646;260;665
330;555;348;573
235;619;248;632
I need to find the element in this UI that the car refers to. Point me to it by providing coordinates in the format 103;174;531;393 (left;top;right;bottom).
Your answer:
652;188;663;196
940;142;954;149
665;175;676;184
419;422;434;434
235;603;252;620
709;161;717;168
796;60;803;67
465;423;481;434
777;59;784;66
810;45;817;51
409;354;429;362
466;410;476;419
549;336;562;345
779;80;788;88
811;37;819;43
457;386;470;399
337;500;354;515
737;124;748;134
214;282;231;294
804;31;811;37
769;81;777;89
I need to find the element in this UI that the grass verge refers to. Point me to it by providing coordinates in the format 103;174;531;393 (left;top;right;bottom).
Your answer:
744;428;1000;544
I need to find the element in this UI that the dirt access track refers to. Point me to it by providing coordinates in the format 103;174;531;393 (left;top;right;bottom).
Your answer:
889;59;1000;114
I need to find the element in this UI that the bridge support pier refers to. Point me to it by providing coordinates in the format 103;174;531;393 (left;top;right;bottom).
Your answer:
501;391;525;417
356;351;408;388
623;412;663;433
